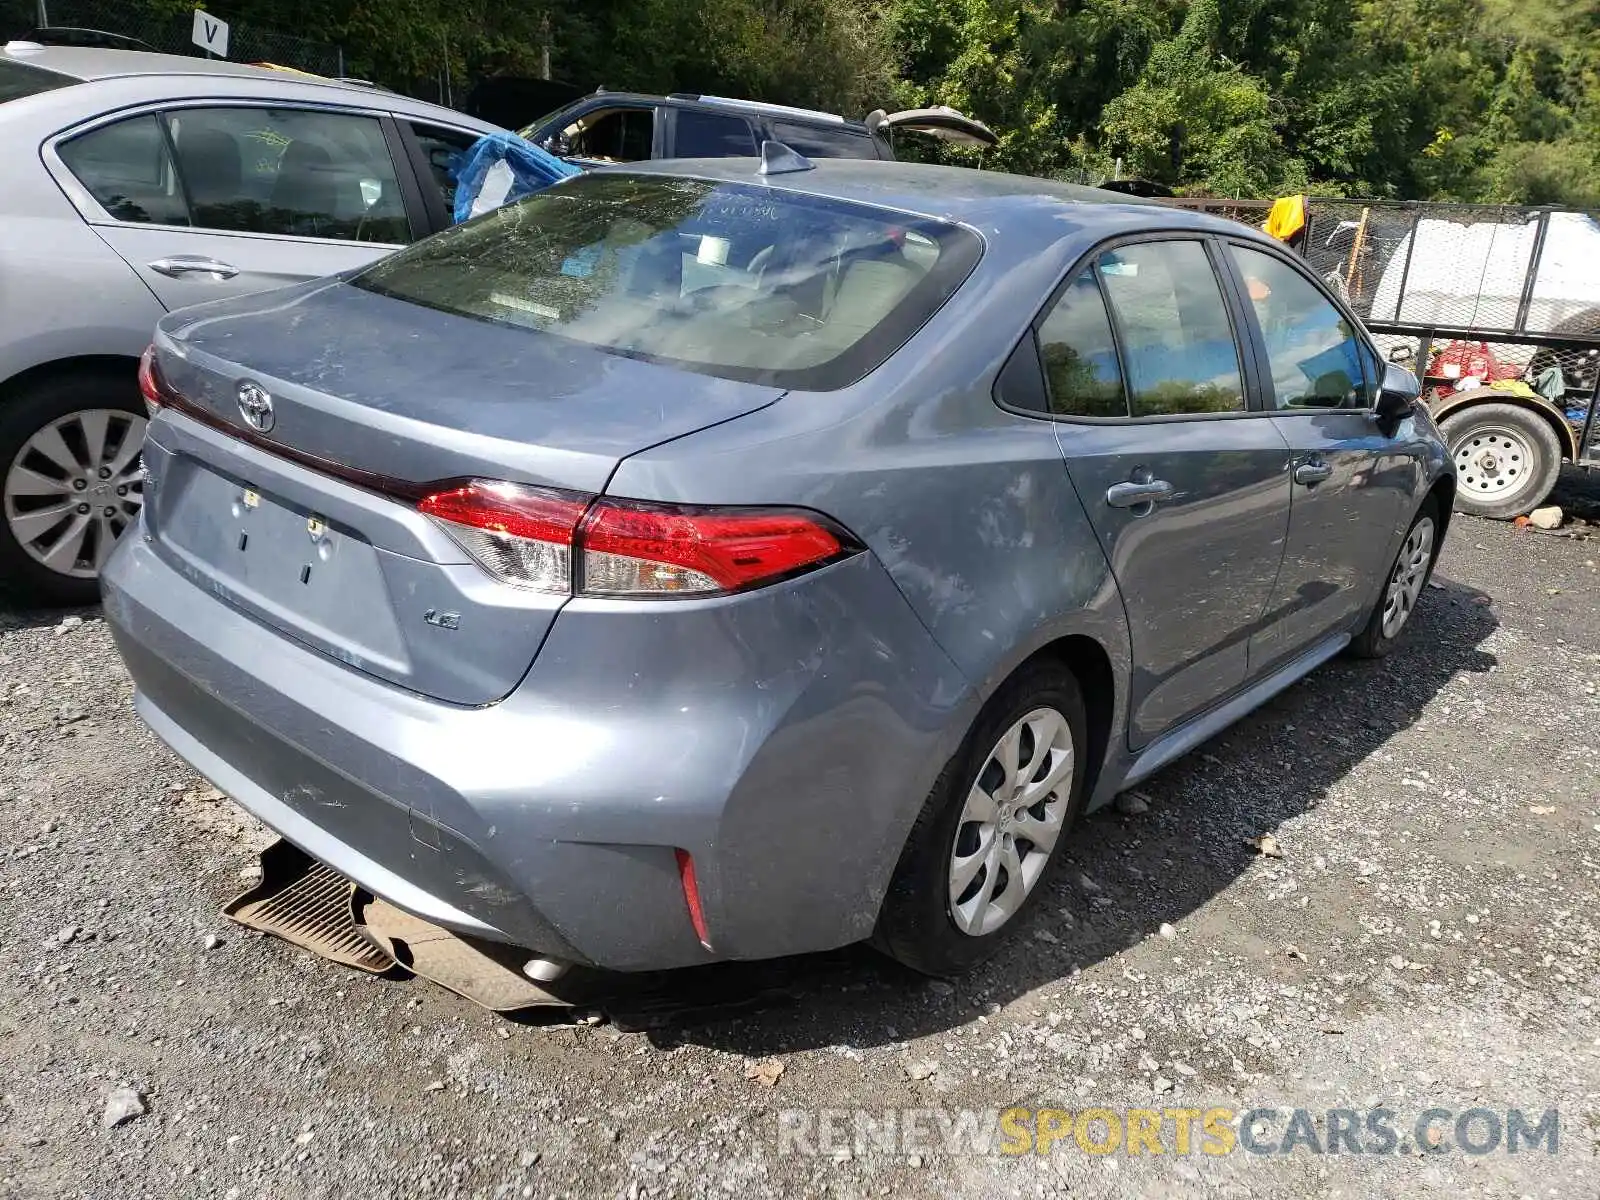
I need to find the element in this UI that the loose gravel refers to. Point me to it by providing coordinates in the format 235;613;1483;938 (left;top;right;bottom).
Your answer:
2;471;1598;1199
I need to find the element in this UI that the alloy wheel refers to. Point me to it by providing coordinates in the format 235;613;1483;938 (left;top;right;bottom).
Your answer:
948;706;1075;937
3;408;146;579
1381;517;1435;640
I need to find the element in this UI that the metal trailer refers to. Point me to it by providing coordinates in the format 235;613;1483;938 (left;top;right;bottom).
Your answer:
1168;197;1600;518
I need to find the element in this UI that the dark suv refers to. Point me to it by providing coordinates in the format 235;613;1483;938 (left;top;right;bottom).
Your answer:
518;91;995;165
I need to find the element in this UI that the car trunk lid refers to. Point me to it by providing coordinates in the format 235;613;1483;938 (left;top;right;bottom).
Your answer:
144;279;783;705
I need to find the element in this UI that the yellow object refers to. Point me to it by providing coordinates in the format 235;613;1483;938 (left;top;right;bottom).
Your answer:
1489;378;1539;400
1262;195;1307;242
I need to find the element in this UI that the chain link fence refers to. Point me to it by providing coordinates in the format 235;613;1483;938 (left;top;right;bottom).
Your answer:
2;0;341;77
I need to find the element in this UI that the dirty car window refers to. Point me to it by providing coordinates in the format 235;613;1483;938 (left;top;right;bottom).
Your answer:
351;173;981;389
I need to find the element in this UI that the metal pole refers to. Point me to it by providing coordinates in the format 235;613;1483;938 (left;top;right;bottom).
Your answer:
35;0;47;27
1580;370;1600;467
1414;332;1435;392
1391;208;1422;325
1512;209;1550;335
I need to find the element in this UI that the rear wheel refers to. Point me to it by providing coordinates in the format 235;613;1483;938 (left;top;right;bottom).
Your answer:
875;661;1088;977
1440;401;1562;520
0;369;146;607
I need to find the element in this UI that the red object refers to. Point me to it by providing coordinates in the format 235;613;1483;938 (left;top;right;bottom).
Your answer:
418;479;849;597
1427;340;1522;399
578;500;843;594
418;481;588;548
137;344;164;411
674;848;711;947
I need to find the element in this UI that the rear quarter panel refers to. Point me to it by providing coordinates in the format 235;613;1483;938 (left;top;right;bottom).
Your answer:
607;200;1153;803
0;128;162;385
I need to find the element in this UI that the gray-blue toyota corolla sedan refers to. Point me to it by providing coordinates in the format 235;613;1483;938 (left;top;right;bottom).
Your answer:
103;155;1453;978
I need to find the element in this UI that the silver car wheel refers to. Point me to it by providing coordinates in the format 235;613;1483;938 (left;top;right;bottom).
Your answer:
1453;426;1531;499
949;706;1074;937
3;408;146;579
1381;516;1435;640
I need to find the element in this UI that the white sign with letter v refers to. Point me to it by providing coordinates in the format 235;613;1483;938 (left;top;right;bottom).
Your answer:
191;9;230;57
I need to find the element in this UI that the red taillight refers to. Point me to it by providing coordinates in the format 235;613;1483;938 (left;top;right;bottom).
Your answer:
137;345;163;413
578;501;844;596
418;481;589;593
416;478;852;598
674;848;711;948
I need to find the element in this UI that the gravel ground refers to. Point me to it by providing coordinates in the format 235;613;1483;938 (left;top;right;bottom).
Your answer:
2;473;1598;1200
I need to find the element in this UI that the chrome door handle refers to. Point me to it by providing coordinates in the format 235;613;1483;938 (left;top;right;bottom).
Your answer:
1105;478;1175;509
148;255;240;279
1293;459;1333;486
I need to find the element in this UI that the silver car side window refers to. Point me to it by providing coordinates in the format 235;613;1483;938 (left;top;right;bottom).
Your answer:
57;114;190;227
1230;243;1373;410
163;107;412;244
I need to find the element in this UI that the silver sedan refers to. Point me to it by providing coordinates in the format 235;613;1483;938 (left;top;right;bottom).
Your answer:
0;42;496;604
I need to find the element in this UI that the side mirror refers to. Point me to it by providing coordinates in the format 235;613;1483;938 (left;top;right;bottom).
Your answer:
1374;361;1420;430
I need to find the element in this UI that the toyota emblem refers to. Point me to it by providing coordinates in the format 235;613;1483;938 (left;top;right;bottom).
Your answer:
236;381;275;433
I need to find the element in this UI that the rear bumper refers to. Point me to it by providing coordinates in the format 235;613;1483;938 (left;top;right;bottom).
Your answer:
103;528;972;972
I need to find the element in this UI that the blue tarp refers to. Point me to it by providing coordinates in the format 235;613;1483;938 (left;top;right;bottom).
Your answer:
452;132;581;224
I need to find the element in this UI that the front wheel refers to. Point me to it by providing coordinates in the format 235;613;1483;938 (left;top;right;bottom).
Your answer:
875;661;1088;977
1349;497;1439;659
1440;401;1562;519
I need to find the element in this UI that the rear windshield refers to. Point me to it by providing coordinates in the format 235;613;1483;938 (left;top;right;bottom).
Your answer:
0;59;75;103
352;172;981;389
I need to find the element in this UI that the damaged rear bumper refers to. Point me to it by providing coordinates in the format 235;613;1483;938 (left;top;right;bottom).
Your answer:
102;524;971;973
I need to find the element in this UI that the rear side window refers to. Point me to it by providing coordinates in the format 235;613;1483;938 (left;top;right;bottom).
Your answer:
353;173;982;390
768;121;880;160
58;114;190;226
1036;271;1126;417
674;109;758;157
0;59;74;103
164;107;411;243
1097;241;1245;417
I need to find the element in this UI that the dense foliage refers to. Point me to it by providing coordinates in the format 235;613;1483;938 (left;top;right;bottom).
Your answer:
166;0;1600;203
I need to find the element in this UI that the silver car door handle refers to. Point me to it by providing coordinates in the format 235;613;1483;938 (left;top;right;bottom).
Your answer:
1105;479;1175;509
1293;460;1333;486
148;256;240;279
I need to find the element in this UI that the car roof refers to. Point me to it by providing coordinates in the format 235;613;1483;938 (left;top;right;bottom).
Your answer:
3;42;371;92
606;157;1257;238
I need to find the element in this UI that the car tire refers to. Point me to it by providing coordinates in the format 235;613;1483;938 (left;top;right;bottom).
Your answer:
1349;496;1440;659
1440;401;1563;520
874;660;1089;977
0;367;147;608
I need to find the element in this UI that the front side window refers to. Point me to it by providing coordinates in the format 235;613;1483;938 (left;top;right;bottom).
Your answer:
1036;270;1126;417
1097;241;1245;417
164;107;410;243
410;122;480;216
674;109;757;157
353;173;981;390
1230;244;1372;409
58;114;190;226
